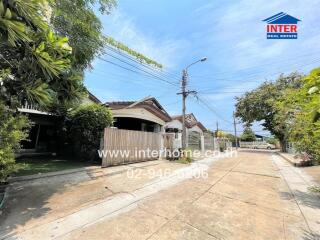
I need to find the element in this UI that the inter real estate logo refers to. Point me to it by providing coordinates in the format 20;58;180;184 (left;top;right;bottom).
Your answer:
263;12;301;39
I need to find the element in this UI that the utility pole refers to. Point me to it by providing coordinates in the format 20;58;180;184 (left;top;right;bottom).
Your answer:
178;57;207;150
216;121;219;137
181;69;187;150
233;111;238;150
179;70;197;150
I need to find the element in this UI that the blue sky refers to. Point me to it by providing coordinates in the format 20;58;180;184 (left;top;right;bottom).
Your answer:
84;0;320;135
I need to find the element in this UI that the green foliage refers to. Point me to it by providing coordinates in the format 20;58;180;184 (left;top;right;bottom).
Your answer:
105;37;162;69
0;102;30;182
50;0;161;71
0;0;84;109
67;104;113;161
308;186;320;193
215;130;226;138
178;149;193;164
235;72;303;151
277;68;320;162
240;126;256;141
225;133;236;142
49;0;113;71
266;137;278;145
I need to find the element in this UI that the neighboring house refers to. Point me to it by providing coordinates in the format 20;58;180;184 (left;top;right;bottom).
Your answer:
18;91;101;155
164;113;206;150
255;134;267;141
105;96;171;133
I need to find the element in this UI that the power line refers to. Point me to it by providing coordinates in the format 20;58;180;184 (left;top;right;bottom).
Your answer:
103;45;182;81
98;57;179;87
190;58;320;92
188;57;320;89
100;54;179;86
191;94;234;125
189;51;320;79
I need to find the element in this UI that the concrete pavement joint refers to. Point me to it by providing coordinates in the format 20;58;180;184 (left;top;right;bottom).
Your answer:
208;191;301;218
183;221;221;239
189;158;243;206
229;170;280;178
4;155;229;240
271;154;313;234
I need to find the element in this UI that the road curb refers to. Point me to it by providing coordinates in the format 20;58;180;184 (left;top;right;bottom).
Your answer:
8;166;100;183
276;152;312;167
0;191;8;210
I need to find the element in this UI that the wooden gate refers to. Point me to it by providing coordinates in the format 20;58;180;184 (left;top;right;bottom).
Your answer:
188;131;201;150
163;133;174;150
102;128;161;167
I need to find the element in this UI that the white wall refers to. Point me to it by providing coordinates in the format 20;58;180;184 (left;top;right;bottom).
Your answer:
164;119;183;130
112;108;166;126
164;120;204;150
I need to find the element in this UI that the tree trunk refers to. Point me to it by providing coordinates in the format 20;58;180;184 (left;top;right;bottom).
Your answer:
279;139;287;152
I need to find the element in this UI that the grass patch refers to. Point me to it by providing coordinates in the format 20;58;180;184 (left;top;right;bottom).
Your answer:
14;157;97;177
308;186;320;193
176;157;193;164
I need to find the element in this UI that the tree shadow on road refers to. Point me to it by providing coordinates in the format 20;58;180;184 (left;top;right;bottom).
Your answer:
302;229;320;240
280;190;320;209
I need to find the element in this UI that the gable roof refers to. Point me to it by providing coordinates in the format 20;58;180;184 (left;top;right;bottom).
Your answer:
171;113;206;131
88;91;101;103
105;97;171;122
263;12;301;24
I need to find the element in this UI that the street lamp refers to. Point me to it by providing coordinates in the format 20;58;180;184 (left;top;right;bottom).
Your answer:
180;57;207;150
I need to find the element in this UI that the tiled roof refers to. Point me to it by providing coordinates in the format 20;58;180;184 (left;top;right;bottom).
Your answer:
171;113;206;131
105;97;171;122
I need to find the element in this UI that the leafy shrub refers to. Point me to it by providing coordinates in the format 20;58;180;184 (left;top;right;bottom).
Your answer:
266;137;278;145
177;149;193;164
0;103;30;183
67;104;113;161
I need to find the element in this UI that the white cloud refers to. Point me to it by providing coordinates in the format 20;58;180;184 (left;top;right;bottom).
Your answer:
205;0;320;71
100;10;190;69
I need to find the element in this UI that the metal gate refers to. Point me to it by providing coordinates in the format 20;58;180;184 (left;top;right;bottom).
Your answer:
102;128;161;167
188;131;201;150
204;132;214;150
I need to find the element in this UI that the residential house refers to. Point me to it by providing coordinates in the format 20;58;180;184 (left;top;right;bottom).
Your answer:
105;96;171;133
18;91;101;156
164;113;206;150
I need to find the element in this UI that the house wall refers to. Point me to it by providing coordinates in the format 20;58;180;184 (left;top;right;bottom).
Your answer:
187;125;204;135
81;97;96;105
164;120;205;150
111;108;166;126
164;119;183;130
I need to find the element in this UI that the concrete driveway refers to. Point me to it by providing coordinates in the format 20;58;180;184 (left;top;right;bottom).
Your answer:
1;151;319;240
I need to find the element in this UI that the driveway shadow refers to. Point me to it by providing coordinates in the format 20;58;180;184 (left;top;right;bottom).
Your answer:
0;171;91;239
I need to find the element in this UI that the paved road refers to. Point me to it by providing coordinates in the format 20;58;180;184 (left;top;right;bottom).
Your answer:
1;151;320;239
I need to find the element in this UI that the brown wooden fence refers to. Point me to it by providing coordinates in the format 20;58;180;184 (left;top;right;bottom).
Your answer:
101;128;161;167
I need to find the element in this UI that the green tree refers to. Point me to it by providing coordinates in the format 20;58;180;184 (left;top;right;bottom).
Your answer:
0;0;78;108
276;68;320;162
240;126;256;142
266;136;278;145
67;104;113;161
49;0;162;70
235;72;303;151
